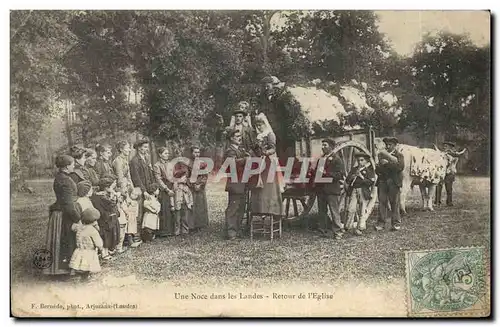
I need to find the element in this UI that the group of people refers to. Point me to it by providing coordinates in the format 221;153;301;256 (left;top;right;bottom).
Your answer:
220;76;461;240
42;74;462;280
221;122;383;241
222;105;285;240
43;140;208;279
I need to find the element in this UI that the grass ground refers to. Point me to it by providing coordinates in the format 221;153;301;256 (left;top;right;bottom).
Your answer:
11;176;490;288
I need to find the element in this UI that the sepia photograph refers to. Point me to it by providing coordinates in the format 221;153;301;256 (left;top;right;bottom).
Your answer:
10;8;491;317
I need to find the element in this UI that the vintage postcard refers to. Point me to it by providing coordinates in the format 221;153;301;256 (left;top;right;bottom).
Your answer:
10;9;491;317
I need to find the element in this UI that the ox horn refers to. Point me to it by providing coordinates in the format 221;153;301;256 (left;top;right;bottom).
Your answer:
433;144;441;152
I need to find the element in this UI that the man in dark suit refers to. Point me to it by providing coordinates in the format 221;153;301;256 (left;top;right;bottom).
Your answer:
130;140;154;192
375;137;405;231
232;102;257;152
315;138;345;240
224;129;249;240
129;139;154;241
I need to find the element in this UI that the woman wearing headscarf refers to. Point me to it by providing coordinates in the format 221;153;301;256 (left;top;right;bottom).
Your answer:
249;112;284;218
187;145;209;232
43;154;81;275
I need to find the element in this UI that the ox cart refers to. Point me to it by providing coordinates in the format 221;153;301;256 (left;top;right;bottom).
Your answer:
281;126;379;227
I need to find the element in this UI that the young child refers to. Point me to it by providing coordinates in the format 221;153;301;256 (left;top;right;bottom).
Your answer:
90;176;121;260
122;187;142;248
72;181;97;233
345;152;376;235
141;183;161;242
69;208;103;280
171;161;193;236
115;193;128;254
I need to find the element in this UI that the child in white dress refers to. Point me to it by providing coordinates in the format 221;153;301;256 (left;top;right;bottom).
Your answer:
69;208;103;280
115;191;129;254
122;187;142;248
141;183;161;242
72;181;98;233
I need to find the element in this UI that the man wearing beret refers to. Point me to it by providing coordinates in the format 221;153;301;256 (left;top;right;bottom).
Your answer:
315;138;346;239
375;137;405;231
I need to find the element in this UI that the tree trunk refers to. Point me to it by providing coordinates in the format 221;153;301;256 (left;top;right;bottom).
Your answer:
79;104;88;146
260;11;277;74
10;91;22;189
150;141;157;166
64;100;74;148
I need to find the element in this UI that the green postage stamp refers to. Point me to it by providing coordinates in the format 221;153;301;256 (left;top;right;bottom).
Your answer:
405;247;489;317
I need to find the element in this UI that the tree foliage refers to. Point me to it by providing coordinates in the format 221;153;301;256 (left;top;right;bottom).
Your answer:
276;11;391;84
397;32;490;143
11;10;75;184
11;10;491;181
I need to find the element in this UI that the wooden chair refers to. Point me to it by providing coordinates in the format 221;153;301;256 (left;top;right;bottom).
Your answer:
249;213;282;241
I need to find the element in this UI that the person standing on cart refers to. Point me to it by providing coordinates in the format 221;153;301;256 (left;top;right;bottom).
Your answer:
258;75;308;163
315;138;345;240
375;137;405;231
345;152;376;236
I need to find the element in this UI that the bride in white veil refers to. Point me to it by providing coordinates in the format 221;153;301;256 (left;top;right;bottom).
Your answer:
250;112;285;217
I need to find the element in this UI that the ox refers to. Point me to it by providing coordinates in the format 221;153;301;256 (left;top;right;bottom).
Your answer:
374;138;465;213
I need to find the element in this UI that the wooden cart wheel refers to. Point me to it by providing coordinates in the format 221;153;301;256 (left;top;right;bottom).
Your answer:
282;188;316;221
330;141;378;229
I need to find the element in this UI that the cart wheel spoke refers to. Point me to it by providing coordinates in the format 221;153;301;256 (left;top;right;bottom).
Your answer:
337;148;347;175
285;198;291;218
347;146;354;171
292;199;299;217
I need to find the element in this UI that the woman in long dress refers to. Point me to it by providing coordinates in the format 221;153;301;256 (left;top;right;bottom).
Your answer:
44;154;81;275
188;145;209;232
152;147;176;237
250;113;284;217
